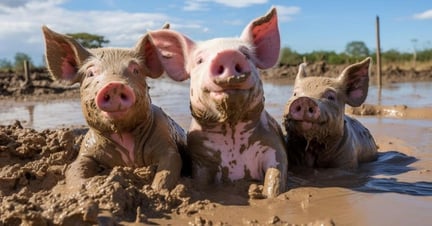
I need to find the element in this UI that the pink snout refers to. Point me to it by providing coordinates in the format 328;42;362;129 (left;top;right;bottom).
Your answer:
289;97;320;121
95;82;136;113
210;50;251;78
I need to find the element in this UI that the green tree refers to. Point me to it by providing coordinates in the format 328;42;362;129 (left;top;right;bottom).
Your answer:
345;41;370;59
0;58;13;72
66;32;110;48
279;47;302;65
14;52;34;71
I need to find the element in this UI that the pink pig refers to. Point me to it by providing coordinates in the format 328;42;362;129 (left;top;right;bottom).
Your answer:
149;8;288;198
42;26;186;191
283;58;378;168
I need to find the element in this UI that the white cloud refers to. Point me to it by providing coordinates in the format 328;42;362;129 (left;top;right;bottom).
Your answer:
0;0;207;65
275;5;301;22
183;0;208;11
213;0;268;8
182;0;268;11
413;9;432;20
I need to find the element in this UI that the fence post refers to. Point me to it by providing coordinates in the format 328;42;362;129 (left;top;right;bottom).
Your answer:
21;60;32;89
375;16;382;89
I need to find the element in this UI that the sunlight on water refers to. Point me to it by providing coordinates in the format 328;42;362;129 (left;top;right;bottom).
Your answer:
0;79;431;130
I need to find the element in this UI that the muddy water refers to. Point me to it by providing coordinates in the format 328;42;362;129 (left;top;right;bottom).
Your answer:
1;78;431;130
0;78;431;225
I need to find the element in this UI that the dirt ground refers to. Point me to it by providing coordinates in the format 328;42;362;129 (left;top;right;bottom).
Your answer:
0;65;432;225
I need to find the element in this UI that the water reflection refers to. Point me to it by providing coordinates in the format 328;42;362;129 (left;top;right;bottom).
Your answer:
0;79;431;130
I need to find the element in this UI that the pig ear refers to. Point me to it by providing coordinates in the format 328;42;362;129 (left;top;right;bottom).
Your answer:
338;57;372;107
240;7;280;69
42;25;91;84
135;34;164;79
296;63;307;80
148;30;194;81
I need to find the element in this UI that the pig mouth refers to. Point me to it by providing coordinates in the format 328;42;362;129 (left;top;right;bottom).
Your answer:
287;119;326;132
100;108;131;120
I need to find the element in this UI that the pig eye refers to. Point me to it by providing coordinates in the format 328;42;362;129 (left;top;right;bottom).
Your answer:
323;91;336;101
293;92;297;97
86;71;94;77
196;57;203;65
133;68;139;75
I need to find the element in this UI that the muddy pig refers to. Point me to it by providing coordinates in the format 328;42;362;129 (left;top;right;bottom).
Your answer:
283;57;378;169
149;8;288;198
42;26;186;191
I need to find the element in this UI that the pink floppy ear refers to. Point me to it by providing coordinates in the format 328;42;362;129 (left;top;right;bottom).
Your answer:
148;29;195;81
42;25;91;84
338;57;372;107
135;34;164;79
240;7;280;69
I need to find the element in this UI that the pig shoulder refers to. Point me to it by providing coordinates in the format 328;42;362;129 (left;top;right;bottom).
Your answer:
141;105;186;165
344;115;378;163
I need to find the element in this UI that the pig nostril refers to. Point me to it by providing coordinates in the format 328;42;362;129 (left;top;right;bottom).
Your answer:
103;94;110;102
120;93;128;101
217;65;224;74
235;64;242;73
308;107;315;114
295;106;302;112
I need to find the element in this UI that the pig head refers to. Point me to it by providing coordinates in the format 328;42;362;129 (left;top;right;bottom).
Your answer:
42;26;186;191
149;8;288;198
283;57;378;169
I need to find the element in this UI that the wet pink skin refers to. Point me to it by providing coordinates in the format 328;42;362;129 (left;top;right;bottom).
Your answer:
283;58;378;169
42;25;186;192
288;97;320;122
95;82;136;119
149;7;288;198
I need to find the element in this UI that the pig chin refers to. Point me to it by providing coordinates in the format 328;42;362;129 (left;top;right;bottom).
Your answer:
193;88;263;123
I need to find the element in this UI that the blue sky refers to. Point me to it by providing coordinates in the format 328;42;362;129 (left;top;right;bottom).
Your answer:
0;0;431;66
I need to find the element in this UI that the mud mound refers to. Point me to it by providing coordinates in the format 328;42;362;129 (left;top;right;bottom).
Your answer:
0;72;79;101
0;121;195;225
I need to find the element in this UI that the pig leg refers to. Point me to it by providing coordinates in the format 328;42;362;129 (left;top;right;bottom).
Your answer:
65;156;104;190
262;168;283;198
151;150;182;191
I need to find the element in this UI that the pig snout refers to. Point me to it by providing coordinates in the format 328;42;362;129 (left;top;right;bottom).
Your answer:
95;82;136;114
211;50;251;85
289;97;320;121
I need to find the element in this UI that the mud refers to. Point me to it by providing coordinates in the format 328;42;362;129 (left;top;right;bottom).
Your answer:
1;67;432;225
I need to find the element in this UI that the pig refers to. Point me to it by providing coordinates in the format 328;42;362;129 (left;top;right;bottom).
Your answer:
148;8;288;198
282;57;378;169
42;26;187;191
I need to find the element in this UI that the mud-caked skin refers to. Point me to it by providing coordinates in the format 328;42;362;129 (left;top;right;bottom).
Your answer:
149;8;288;198
42;26;186;191
283;58;378;169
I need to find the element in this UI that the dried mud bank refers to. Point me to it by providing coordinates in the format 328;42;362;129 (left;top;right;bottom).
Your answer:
1;63;432;102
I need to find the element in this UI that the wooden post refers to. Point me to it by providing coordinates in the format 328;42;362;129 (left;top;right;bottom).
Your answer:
375;16;382;89
21;60;32;89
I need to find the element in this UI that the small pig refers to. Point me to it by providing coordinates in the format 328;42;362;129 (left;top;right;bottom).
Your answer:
42;26;186;191
149;8;288;198
283;57;378;169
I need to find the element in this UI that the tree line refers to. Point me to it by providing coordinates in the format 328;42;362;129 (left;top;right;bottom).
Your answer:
0;33;430;72
280;41;432;66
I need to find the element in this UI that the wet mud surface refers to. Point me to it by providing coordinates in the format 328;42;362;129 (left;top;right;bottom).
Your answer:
1;67;432;225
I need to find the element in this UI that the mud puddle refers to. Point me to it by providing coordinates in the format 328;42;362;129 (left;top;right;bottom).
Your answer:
1;79;431;130
1;78;432;225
